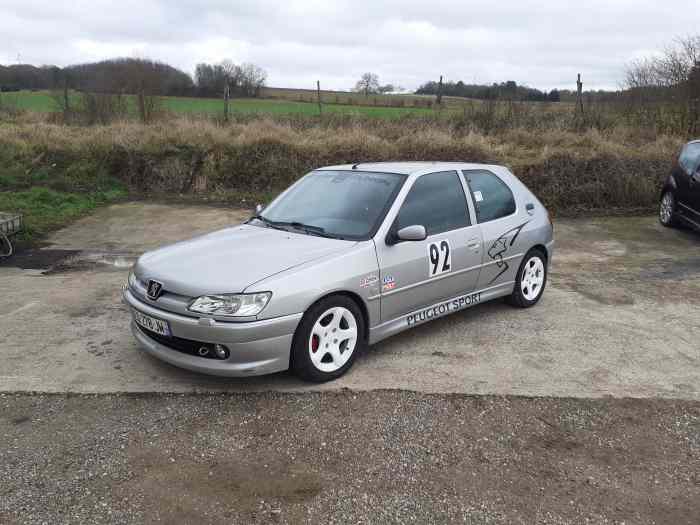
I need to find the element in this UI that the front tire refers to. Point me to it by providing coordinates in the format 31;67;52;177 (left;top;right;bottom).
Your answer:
508;248;547;308
659;191;678;228
291;295;366;382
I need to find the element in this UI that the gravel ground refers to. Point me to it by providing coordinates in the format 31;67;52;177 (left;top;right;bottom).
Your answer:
1;392;698;524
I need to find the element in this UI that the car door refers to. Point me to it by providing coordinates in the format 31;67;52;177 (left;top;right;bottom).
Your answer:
673;144;692;211
375;170;483;322
684;144;700;218
463;169;531;291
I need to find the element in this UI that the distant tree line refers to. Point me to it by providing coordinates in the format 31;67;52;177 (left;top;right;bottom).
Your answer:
194;60;267;98
415;79;562;102
0;64;61;92
0;58;267;98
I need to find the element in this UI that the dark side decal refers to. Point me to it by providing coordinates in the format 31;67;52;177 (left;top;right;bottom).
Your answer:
487;221;530;284
407;292;482;326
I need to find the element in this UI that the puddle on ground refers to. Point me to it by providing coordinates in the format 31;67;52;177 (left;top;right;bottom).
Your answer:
0;249;137;273
0;249;80;270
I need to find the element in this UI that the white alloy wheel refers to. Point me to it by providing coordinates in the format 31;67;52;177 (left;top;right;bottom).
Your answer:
521;256;545;301
659;192;674;225
308;307;358;373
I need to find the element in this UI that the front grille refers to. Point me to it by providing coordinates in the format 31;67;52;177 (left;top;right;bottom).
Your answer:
137;326;222;360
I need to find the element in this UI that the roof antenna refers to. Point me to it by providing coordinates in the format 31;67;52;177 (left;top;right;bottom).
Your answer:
351;163;360;170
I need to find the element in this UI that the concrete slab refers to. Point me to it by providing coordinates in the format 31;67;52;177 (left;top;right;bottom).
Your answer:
1;203;698;398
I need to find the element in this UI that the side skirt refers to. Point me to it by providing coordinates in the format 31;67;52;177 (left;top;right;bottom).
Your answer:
368;281;514;345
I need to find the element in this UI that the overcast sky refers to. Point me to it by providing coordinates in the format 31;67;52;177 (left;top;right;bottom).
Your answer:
1;1;699;92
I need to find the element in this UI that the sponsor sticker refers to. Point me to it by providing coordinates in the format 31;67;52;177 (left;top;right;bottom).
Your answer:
406;292;482;326
360;274;379;289
381;275;396;292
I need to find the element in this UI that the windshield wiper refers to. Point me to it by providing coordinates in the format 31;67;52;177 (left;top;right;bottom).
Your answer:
248;215;288;231
250;216;343;239
281;221;343;239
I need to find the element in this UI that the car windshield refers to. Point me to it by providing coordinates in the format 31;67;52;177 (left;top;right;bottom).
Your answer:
256;170;406;240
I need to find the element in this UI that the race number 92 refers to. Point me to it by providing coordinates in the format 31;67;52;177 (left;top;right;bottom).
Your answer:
428;240;451;277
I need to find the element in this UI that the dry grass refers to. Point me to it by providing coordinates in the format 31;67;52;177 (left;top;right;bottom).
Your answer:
0;116;684;215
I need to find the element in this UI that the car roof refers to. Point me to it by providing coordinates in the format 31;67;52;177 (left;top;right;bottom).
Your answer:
315;161;506;176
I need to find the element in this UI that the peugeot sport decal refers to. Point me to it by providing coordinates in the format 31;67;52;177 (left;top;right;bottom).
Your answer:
487;221;530;284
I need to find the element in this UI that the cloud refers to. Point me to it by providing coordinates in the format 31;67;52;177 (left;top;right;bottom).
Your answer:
1;0;698;91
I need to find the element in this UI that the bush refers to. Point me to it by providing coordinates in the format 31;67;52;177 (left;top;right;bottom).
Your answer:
0;117;682;215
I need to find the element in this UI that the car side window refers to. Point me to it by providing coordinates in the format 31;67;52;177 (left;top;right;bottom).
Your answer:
394;171;470;236
464;170;516;223
679;146;691;173
680;143;700;174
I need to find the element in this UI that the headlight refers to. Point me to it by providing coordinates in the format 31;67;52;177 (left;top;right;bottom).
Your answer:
188;292;272;317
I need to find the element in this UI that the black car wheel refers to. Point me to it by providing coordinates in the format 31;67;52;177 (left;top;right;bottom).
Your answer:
291;295;366;382
659;191;678;227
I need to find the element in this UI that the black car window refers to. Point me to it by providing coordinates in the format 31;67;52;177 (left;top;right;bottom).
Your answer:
464;170;516;223
679;143;700;174
394;171;470;236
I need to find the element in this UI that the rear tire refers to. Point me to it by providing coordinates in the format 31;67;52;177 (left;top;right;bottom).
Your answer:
659;191;678;228
508;248;547;308
291;295;366;382
0;231;13;258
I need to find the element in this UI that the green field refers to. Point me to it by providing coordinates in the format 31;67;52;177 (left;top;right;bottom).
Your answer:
0;90;441;118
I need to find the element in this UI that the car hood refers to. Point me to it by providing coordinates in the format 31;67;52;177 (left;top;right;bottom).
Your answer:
135;224;356;297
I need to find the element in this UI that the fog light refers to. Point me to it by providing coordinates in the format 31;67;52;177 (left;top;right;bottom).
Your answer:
214;344;230;360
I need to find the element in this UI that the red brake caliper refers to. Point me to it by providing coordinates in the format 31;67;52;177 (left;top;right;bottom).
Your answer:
311;334;320;353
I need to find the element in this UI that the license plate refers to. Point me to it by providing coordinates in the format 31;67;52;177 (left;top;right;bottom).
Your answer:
133;309;171;336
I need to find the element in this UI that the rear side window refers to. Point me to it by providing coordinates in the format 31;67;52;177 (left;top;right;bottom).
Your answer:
679;143;700;174
464;170;516;223
394;171;470;235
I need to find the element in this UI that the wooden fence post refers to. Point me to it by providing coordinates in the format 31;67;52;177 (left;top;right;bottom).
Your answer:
63;78;70;121
437;75;443;106
316;80;323;115
576;73;584;116
224;83;230;122
138;88;147;123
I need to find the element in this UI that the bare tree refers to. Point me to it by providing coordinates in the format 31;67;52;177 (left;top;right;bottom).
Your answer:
624;34;700;134
354;73;380;96
240;63;266;97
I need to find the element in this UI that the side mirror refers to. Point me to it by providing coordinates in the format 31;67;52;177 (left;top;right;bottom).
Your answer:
255;203;264;215
388;225;427;245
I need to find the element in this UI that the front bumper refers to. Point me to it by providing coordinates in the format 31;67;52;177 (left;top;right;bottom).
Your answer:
124;288;302;377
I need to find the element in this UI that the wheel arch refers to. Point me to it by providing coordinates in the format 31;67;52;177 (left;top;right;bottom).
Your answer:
661;175;678;198
529;244;549;263
319;291;370;342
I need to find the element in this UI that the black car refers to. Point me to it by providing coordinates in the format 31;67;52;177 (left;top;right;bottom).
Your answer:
660;139;700;230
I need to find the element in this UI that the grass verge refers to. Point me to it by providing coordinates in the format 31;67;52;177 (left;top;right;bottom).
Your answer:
0;187;127;244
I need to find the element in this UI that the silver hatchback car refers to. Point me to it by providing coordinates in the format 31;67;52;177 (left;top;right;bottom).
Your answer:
124;162;554;382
